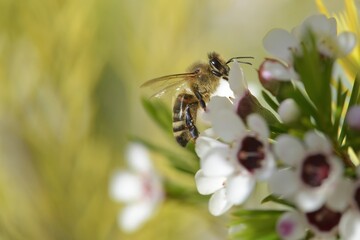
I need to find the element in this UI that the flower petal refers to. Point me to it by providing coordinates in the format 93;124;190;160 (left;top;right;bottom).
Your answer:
327;156;344;183
200;128;217;138
327;178;353;211
203;96;234;123
195;136;226;159
211;109;246;142
339;210;360;240
109;171;143;202
211;78;235;98
247;113;269;140
268;168;299;197
208;188;233;216
263;28;298;63
201;146;235;177
304;131;332;154
226;173;255;205
126;143;152;172
228;62;247;96
195;170;226;195
119;202;154;232
207;96;233;113
274;135;305;166
336;31;357;57
301;15;335;37
255;152;275;181
277;211;306;240
295;188;325;212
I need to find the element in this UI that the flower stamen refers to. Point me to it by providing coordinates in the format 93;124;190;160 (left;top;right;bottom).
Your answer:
237;136;265;173
301;154;330;187
305;205;341;232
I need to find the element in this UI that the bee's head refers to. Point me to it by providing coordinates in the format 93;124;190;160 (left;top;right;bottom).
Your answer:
208;52;254;81
208;52;230;80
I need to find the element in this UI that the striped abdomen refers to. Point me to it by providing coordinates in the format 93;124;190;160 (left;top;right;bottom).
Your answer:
172;93;199;147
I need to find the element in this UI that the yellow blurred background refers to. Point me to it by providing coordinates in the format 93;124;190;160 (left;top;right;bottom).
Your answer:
0;0;347;239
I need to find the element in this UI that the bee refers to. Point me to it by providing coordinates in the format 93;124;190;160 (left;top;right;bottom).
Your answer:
141;52;253;147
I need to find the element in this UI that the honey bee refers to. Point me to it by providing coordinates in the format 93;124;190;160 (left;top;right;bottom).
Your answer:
141;52;252;147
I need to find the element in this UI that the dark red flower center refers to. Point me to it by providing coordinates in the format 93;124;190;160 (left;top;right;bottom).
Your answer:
236;91;256;120
237;136;265;173
305;205;341;232
301;154;330;187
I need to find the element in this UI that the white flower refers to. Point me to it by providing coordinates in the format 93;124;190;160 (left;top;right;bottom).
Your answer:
109;143;163;232
291;14;356;58
195;102;274;215
278;206;342;240
269;131;345;212
228;61;248;99
264;14;356;61
262;14;356;79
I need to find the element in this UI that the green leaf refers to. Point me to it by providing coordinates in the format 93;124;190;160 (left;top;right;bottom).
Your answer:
261;195;296;208
340;75;360;145
268;124;288;136
291;86;318;122
230;209;284;240
262;90;279;111
293;31;333;130
336;77;344;108
164;180;208;203
333;78;348;141
348;74;360;108
245;92;279;125
335;92;347;133
232;209;285;217
141;97;173;136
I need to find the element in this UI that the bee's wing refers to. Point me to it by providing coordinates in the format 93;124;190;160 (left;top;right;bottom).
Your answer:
141;72;197;99
149;81;188;99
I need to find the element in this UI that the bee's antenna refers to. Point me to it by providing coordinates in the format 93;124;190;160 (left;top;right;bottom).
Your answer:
226;56;254;65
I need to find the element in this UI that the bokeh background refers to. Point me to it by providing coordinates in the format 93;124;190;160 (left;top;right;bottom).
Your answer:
0;0;348;239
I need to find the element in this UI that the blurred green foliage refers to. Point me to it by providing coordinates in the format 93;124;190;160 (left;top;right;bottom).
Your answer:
0;0;229;239
0;0;343;239
0;0;121;239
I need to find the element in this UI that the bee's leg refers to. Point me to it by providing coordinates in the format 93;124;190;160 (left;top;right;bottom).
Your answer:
185;102;199;139
194;91;206;110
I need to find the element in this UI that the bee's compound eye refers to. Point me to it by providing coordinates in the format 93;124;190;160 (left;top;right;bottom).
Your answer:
210;58;225;73
211;70;222;77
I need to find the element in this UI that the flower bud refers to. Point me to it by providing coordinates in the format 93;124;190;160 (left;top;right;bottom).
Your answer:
258;59;296;96
278;98;301;124
346;106;360;131
277;212;306;240
236;90;256;120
